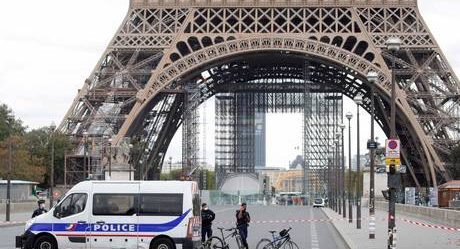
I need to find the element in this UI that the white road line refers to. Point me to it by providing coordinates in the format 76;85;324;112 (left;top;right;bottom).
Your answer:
310;208;320;249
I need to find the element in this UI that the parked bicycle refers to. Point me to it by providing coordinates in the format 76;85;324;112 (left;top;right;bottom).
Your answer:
203;226;246;249
256;227;299;249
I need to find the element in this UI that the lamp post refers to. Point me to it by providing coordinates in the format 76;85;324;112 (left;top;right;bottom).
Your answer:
339;123;346;218
49;122;56;209
367;71;379;239
328;156;333;208
108;138;112;178
129;143;133;181
83;130;89;179
386;37;402;249
354;93;364;229
5;139;12;222
331;144;336;211
346;112;353;223
335;134;341;215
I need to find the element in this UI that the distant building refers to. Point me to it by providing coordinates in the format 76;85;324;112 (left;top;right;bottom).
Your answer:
0;180;39;202
289;155;304;170
258;168;303;193
351;154;368;171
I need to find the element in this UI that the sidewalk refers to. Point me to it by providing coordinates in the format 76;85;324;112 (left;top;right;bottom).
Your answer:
1;212;32;227
323;204;460;249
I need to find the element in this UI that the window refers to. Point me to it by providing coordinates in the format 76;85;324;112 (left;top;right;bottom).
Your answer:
139;194;183;216
93;194;137;216
55;193;87;218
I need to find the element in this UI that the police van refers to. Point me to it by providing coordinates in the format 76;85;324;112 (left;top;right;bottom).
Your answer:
16;181;201;249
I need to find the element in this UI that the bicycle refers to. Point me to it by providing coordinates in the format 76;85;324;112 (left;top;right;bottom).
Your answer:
256;227;299;249
203;226;246;249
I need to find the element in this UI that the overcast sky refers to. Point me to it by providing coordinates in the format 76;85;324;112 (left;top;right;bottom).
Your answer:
1;0;459;168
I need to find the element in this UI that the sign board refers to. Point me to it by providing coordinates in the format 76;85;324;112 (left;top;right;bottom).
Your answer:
367;140;378;149
385;139;400;159
385;158;400;165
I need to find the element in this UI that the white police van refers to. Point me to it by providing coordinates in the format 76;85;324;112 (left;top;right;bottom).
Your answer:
16;181;201;249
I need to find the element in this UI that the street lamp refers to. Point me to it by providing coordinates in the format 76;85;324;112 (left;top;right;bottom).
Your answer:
331;144;336;211
128;143;133;181
108;138;112;178
82;130;89;179
49;122;56;209
354;93;363;229
5;139;13;221
328;156;333;208
339;123;346;218
386;37;401;249
335;134;341;215
345;112;353;223
367;71;379;239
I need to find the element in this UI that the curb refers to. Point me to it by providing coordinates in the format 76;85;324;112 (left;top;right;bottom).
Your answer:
0;221;26;228
320;208;355;249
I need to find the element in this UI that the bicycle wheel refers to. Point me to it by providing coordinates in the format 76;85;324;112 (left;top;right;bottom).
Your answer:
282;240;299;249
256;239;275;249
206;236;224;249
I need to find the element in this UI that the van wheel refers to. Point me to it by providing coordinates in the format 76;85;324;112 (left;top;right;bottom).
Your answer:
34;235;57;249
151;238;174;249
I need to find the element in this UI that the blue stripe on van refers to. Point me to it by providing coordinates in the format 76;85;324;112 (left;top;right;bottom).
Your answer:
29;209;191;233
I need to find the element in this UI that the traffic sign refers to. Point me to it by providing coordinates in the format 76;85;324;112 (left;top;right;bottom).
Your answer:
385;139;400;158
385;158;401;165
367;140;378;149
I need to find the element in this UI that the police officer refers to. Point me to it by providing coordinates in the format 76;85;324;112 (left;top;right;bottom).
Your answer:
201;203;215;243
236;203;250;249
32;199;47;218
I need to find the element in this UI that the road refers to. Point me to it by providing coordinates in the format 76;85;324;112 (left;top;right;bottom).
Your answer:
212;205;347;249
0;205;347;249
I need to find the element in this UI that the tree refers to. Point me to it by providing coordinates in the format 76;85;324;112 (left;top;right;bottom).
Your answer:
0;135;46;183
23;127;72;186
0;103;72;185
0;103;26;141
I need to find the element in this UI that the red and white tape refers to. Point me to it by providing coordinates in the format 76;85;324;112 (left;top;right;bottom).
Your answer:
399;218;460;232
215;217;460;233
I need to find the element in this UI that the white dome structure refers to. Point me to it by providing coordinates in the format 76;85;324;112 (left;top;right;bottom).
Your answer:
220;173;260;196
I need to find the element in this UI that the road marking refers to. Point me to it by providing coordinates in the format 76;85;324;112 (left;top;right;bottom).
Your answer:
310;208;320;249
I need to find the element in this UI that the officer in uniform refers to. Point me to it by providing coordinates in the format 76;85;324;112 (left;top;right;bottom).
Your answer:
32;199;47;218
201;203;216;243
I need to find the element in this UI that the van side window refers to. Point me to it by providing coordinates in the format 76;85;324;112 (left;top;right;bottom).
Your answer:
93;194;137;216
139;194;183;216
55;193;87;218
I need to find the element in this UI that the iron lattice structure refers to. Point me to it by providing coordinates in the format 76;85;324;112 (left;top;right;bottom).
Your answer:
60;0;460;188
304;92;343;198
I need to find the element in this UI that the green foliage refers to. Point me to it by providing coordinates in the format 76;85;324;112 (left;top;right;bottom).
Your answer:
0;103;26;141
0;103;72;184
159;169;216;190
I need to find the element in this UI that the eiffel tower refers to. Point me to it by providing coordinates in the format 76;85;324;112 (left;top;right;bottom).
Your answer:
59;0;460;188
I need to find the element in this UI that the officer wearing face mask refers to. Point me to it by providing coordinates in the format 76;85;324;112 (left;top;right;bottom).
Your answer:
201;203;215;242
32;199;47;218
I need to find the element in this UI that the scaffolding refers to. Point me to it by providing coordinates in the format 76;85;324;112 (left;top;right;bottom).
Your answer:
303;92;343;199
182;87;201;181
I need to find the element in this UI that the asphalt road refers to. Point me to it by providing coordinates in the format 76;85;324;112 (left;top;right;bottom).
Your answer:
0;205;347;249
211;205;347;249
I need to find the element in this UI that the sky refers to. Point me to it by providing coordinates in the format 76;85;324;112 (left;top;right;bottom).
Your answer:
1;0;460;168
